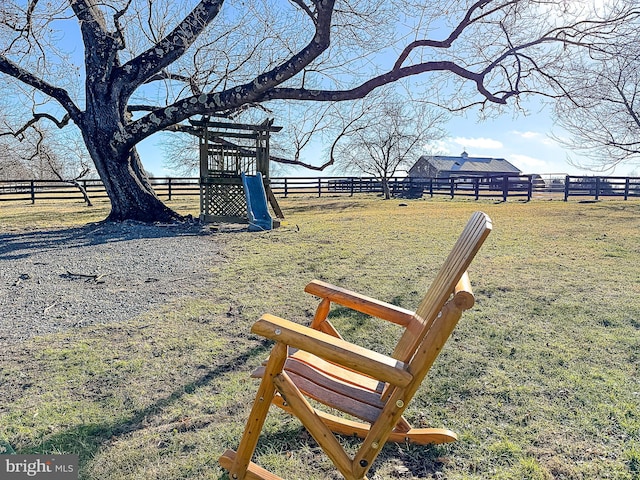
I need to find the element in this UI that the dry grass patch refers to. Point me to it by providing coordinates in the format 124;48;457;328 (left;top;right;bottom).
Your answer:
0;196;200;229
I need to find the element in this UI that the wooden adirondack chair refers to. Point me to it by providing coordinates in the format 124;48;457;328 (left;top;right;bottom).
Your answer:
219;211;492;480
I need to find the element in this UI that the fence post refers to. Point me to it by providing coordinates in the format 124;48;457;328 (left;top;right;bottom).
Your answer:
474;177;480;200
350;177;354;197
564;175;570;201
168;177;172;201
595;177;600;200
30;180;35;204
450;178;455;199
625;178;630;200
502;175;508;202
318;178;322;197
284;178;288;198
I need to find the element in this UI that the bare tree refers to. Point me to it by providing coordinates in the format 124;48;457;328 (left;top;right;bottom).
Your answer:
0;93;34;179
1;0;637;222
0;134;31;180
0;102;96;197
553;23;640;173
334;93;447;199
31;128;96;206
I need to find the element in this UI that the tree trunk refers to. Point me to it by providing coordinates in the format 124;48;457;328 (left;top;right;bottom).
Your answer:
107;161;180;223
77;66;186;223
86;137;183;222
69;179;93;207
382;177;391;200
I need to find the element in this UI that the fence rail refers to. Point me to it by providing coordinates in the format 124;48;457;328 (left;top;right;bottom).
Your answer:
1;174;639;204
270;175;535;201
563;175;640;200
0;177;201;203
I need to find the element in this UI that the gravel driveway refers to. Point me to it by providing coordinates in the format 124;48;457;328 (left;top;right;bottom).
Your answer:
0;221;228;346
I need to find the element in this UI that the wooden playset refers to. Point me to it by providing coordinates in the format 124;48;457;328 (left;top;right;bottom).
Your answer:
191;118;283;225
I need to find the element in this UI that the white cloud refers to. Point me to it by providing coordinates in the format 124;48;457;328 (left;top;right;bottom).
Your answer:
510;154;550;172
511;130;558;147
423;140;453;155
451;136;503;150
511;130;540;139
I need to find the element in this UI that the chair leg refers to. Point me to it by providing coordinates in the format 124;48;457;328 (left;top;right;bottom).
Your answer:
225;343;288;480
309;299;343;339
273;372;356;479
219;449;284;480
394;417;412;433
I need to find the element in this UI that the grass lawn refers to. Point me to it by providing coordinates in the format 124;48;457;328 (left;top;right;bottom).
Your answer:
1;196;639;479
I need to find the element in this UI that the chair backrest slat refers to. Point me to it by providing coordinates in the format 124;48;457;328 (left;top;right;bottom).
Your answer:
392;212;492;363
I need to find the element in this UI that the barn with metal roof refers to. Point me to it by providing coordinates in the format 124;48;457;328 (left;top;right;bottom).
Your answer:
408;151;521;178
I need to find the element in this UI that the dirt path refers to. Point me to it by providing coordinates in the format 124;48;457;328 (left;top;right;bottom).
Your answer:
0;221;230;346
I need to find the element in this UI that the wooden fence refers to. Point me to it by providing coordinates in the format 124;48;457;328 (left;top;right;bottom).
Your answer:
563;175;640;200
0;177;200;203
1;174;639;204
271;175;534;201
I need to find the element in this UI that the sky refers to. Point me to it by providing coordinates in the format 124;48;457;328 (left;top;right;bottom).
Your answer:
437;106;639;178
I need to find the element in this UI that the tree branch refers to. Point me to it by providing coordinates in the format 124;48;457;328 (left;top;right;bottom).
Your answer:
69;0;121;89
270;155;333;171
123;0;335;148
117;0;225;97
393;0;499;70
0;112;72;139
262;59;507;105
289;0;317;24
144;71;203;96
0;55;82;122
113;0;134;50
69;0;109;40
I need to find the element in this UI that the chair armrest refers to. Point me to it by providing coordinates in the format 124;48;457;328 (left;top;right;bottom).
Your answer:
453;272;475;310
252;314;413;388
304;280;416;327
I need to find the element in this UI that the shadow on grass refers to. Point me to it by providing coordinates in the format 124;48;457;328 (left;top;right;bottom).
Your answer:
370;441;451;479
23;329;451;479
23;340;271;464
327;305;371;323
233;426;451;480
282;199;371;215
0;220;216;261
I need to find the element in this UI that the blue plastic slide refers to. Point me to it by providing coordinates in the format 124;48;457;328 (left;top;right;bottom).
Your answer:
241;172;273;231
